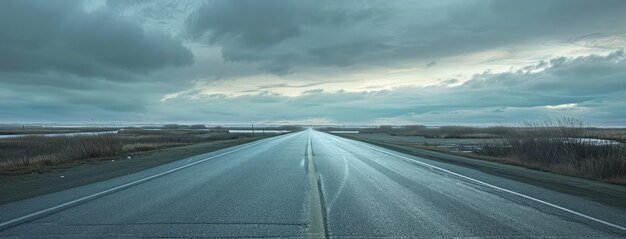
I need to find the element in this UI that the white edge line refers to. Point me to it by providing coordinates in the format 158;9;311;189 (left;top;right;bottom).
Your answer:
0;134;290;229
330;132;626;232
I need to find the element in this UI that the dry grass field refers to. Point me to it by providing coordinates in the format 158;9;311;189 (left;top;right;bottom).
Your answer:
0;125;300;172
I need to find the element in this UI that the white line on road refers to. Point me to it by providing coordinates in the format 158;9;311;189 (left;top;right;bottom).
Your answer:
327;155;350;211
0;134;289;230
347;138;626;232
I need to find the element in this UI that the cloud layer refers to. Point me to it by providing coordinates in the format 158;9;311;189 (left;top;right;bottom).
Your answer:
161;51;626;125
0;0;193;80
185;0;626;74
0;0;625;125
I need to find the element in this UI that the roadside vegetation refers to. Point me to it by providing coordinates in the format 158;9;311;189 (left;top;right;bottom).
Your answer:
476;119;625;182
0;126;120;135
0;125;301;173
322;118;626;183
327;123;626;142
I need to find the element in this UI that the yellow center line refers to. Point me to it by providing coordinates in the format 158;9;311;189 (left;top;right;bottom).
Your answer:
306;131;327;239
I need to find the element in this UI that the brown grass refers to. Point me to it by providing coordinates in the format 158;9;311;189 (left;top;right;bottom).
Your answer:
0;134;123;170
325;125;515;139
0;130;242;171
323;123;626;142
476;119;626;181
0;126;120;135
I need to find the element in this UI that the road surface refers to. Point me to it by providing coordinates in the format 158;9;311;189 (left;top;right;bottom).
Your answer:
0;129;625;238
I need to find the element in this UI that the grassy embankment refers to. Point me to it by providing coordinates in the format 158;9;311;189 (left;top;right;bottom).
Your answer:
0;124;299;174
323;118;626;183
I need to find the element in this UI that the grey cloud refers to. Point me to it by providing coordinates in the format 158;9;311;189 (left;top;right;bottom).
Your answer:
232;79;368;94
186;0;387;73
185;0;626;74
439;78;458;85
187;0;381;48
302;89;324;95
3;1;626;125
0;82;152;123
239;81;343;93
461;50;626;96
187;1;300;49
0;0;193;81
8;46;621;124
155;50;626;125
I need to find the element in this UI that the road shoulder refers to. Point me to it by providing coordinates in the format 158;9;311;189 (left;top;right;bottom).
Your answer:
334;133;626;209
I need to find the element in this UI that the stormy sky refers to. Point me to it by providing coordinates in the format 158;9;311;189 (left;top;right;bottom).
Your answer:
1;0;625;125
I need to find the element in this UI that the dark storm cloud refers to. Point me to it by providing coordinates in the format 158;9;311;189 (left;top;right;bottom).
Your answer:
186;0;626;74
390;0;626;60
187;0;381;48
0;0;193;81
186;0;386;73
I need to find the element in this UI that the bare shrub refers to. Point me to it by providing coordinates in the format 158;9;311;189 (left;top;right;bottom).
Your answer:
0;131;241;171
350;125;513;138
0;134;123;169
190;124;207;129
477;117;626;180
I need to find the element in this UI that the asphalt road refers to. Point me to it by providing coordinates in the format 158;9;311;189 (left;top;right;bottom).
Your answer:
1;129;625;238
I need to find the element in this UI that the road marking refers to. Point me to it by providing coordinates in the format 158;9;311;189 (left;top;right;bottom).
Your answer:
327;155;349;211
0;135;286;231
342;136;626;232
305;131;327;239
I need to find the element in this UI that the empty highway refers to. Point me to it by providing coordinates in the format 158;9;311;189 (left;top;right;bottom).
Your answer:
0;129;625;238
